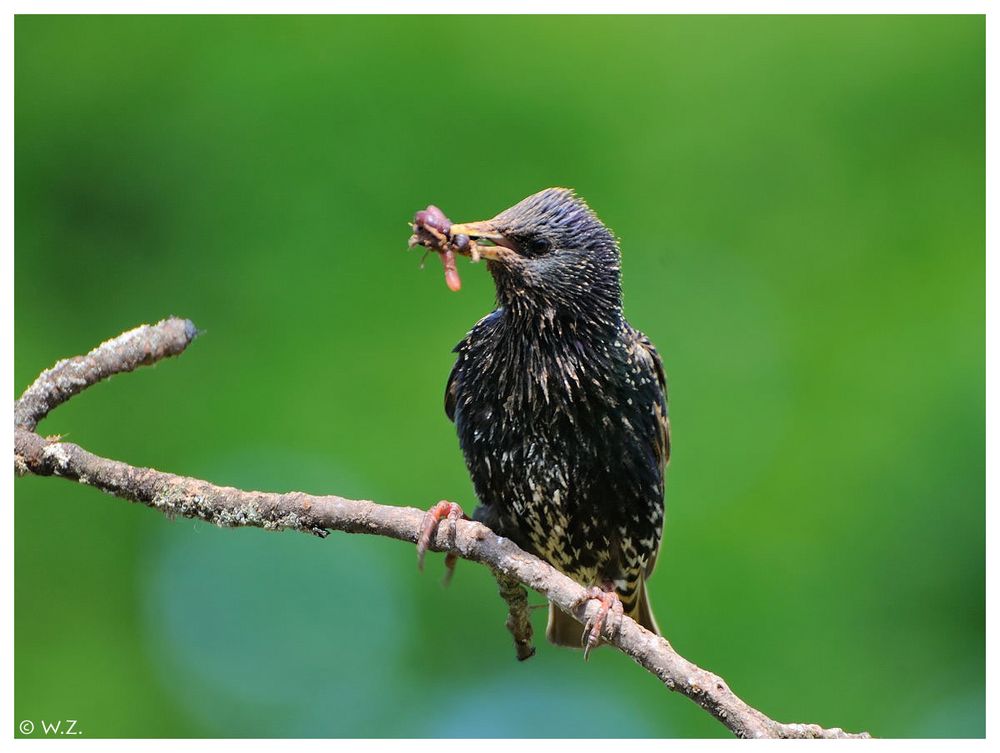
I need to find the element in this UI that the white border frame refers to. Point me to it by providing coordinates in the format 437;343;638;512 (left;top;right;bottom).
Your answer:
2;2;992;748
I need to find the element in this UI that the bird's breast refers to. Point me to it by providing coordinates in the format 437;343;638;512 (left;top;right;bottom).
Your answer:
452;323;662;566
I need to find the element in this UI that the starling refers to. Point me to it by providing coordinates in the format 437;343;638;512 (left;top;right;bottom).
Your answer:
418;188;669;655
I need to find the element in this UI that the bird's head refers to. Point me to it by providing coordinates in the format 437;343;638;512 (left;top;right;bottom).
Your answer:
450;188;622;322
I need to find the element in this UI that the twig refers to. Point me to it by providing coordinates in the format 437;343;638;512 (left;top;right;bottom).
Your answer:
14;317;198;432
12;318;870;739
494;571;536;661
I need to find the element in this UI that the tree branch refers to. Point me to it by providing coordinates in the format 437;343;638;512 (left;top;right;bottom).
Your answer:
13;318;870;739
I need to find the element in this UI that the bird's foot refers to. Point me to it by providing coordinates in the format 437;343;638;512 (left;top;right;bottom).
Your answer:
575;585;625;661
417;500;466;584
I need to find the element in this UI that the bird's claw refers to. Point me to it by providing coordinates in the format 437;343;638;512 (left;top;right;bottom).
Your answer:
417;500;465;584
575;586;625;660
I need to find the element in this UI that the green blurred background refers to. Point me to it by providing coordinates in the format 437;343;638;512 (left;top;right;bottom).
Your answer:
14;14;983;739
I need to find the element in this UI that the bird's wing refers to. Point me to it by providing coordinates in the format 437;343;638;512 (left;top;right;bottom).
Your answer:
633;328;670;471
445;309;503;423
444;361;459;423
630;327;670;580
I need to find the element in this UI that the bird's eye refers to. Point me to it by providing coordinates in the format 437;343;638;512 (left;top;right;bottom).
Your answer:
521;236;551;257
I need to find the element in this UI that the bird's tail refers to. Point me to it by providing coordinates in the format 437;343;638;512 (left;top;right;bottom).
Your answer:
546;601;587;648
546;579;659;649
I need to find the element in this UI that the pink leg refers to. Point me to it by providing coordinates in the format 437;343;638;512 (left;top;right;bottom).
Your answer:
574;584;625;661
416;500;465;581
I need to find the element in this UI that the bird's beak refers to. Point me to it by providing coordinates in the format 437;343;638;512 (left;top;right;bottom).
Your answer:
448;220;514;261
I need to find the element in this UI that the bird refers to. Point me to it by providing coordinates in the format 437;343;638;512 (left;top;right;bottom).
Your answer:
417;187;670;656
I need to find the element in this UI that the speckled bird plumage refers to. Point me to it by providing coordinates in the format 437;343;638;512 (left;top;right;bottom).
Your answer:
444;188;669;646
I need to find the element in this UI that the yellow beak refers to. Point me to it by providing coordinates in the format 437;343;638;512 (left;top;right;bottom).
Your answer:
448;220;513;261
